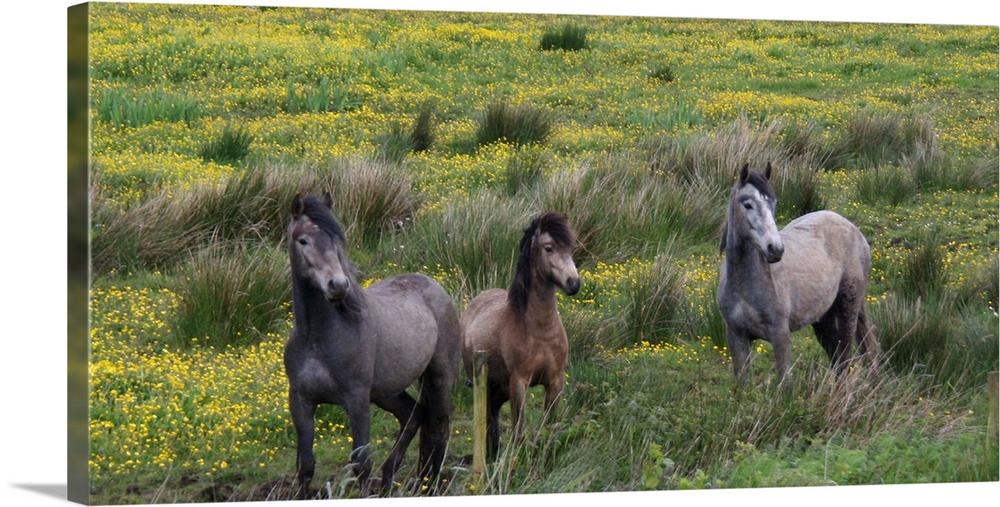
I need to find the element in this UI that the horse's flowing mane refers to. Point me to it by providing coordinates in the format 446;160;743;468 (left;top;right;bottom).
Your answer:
296;194;349;245
508;212;576;316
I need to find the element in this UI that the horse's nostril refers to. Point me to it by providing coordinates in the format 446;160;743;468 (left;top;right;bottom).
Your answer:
767;244;785;263
564;277;581;296
327;275;350;300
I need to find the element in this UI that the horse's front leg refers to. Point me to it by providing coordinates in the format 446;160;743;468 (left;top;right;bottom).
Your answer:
344;395;374;494
289;390;317;500
542;371;565;421
726;325;751;389
508;375;529;442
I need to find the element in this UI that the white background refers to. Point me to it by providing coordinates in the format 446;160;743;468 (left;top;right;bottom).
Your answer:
2;1;997;506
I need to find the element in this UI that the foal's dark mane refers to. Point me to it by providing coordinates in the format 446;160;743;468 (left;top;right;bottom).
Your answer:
508;212;576;316
291;194;365;318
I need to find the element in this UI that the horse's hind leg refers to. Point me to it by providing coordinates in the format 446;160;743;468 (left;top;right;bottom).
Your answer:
854;305;879;359
416;367;455;487
374;392;423;490
814;300;854;375
486;386;505;461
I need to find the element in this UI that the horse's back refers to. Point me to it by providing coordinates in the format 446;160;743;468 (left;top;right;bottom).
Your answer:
781;211;869;267
779;211;870;329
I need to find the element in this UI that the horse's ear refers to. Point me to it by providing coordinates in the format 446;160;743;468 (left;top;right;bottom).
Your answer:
764;162;773;180
739;163;750;184
291;193;305;218
322;191;333;210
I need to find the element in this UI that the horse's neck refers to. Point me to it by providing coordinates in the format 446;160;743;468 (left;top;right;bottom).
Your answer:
519;282;561;332
724;239;777;293
291;281;361;338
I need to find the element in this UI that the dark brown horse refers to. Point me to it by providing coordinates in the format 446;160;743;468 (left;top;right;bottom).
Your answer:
717;164;878;388
461;212;580;459
284;193;460;498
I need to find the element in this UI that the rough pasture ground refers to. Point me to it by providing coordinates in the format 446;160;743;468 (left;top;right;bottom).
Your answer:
85;4;998;504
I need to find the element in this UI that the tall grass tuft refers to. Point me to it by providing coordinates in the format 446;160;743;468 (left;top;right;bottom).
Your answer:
375;123;415;165
622;250;689;347
539;22;589;51
906;148;998;193
873;295;964;385
899;228;949;301
410;103;436;153
91;159;419;275
475;100;553;147
170;244;290;349
402;190;530;300
645;115;791;193
502;146;549;196
199;124;254;165
374;105;436;163
854;165;918;206
828;112;938;170
772;163;826;221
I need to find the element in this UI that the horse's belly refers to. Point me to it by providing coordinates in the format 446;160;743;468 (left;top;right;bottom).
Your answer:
367;300;440;398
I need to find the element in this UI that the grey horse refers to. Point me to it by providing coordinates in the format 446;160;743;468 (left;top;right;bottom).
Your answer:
717;163;878;387
284;193;460;498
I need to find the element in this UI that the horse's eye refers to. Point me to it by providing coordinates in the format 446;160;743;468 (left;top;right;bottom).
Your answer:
544;246;554;253
297;238;308;246
743;202;753;210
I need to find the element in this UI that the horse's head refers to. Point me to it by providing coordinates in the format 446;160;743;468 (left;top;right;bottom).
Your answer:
526;212;581;296
725;163;784;263
289;193;354;302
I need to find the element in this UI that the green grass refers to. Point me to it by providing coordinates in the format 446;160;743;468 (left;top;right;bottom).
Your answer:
84;5;998;504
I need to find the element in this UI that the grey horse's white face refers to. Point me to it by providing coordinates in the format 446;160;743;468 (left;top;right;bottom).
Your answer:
734;182;784;263
290;215;351;302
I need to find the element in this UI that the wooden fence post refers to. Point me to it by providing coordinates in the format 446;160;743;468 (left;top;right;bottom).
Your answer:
471;350;488;493
988;371;998;447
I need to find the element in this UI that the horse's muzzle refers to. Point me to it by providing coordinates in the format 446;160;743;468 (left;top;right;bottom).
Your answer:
326;275;350;301
562;277;581;296
765;243;784;263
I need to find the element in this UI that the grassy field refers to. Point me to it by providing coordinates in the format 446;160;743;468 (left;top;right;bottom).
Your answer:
85;3;998;504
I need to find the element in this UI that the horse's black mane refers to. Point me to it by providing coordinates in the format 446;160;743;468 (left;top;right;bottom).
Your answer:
509;212;576;316
743;169;776;202
297;194;348;244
